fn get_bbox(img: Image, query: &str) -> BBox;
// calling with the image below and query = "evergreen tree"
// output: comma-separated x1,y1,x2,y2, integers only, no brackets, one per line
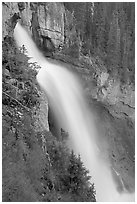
2,36,96,202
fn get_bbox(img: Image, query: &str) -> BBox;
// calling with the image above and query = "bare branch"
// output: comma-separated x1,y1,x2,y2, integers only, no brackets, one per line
2,91,30,112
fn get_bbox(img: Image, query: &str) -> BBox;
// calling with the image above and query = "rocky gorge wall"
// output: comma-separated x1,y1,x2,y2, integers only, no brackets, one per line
2,2,78,131
2,2,135,122
2,2,64,45
2,2,67,131
2,2,135,195
2,2,77,50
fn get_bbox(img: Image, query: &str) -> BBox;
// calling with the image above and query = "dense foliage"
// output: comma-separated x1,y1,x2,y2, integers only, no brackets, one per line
64,2,135,84
2,36,96,202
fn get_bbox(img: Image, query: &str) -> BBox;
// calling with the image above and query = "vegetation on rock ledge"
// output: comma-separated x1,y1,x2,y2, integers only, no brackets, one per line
2,36,96,202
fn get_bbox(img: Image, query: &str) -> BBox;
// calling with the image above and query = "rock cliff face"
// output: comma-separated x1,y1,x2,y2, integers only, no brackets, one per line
3,2,66,50
2,2,68,132
2,2,135,195
2,2,135,119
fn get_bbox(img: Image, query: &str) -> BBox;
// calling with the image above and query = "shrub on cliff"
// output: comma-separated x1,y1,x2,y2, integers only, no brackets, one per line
2,36,96,202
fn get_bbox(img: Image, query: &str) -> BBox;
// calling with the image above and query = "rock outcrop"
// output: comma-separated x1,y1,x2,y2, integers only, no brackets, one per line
2,2,68,133
2,2,76,50
2,2,135,195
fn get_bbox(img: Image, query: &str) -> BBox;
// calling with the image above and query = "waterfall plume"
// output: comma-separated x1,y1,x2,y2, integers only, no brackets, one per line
14,22,135,202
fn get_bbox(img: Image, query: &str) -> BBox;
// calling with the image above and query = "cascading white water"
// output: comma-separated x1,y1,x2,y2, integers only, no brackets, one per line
14,22,135,202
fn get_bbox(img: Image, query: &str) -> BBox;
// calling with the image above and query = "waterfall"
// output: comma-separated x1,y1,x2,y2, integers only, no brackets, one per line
14,22,134,202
